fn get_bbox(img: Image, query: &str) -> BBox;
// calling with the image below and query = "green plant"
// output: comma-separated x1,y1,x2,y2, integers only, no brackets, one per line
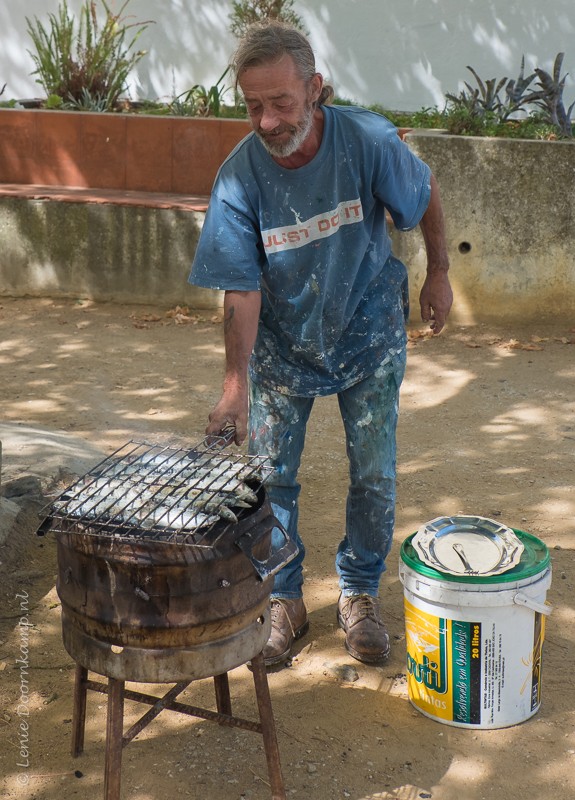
229,0,307,38
130,98,171,115
441,54,573,138
331,98,563,141
504,56,538,113
169,69,228,117
445,59,537,124
64,86,115,111
45,93,64,109
409,107,448,128
370,104,449,130
529,53,574,137
26,0,153,112
0,84,21,108
167,89,200,117
448,69,507,115
167,66,246,118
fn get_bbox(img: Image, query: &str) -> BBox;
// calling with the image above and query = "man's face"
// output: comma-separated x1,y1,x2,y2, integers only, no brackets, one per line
239,55,321,159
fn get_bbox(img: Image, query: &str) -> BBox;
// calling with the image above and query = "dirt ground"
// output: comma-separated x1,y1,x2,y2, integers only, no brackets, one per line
0,296,574,800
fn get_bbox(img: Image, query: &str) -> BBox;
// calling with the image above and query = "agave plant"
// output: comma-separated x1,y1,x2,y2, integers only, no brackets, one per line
529,53,574,137
64,86,117,112
505,56,535,110
467,68,509,114
504,56,537,115
446,68,507,118
446,62,537,122
445,55,574,137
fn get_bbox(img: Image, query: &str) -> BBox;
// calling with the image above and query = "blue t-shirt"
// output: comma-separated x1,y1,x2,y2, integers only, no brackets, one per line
189,105,431,396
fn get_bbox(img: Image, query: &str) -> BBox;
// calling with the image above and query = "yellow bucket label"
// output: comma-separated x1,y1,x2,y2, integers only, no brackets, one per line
404,597,545,726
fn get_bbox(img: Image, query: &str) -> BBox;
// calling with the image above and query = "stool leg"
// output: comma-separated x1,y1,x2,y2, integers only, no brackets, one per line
71,664,88,757
250,652,286,800
213,672,232,716
104,677,124,800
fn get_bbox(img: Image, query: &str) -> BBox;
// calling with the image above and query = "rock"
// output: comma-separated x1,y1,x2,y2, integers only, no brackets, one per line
0,496,20,546
323,662,359,683
1,476,43,500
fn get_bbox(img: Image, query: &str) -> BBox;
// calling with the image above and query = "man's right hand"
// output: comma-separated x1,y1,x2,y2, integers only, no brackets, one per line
205,386,249,446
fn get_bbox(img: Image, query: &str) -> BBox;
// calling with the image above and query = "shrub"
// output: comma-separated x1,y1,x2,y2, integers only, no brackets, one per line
168,67,239,118
443,54,573,138
229,0,306,38
26,0,153,112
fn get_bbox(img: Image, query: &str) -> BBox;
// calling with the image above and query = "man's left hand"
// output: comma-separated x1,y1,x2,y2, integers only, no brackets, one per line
419,271,453,334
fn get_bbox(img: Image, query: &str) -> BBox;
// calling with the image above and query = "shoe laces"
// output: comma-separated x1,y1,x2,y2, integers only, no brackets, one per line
347,594,381,623
270,598,296,637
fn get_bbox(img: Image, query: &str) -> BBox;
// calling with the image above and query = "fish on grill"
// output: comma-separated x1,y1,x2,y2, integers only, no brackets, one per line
104,466,260,506
43,439,274,538
52,470,261,529
111,452,263,488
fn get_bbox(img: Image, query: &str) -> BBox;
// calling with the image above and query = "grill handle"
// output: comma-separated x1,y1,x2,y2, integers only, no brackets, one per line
203,424,237,451
234,514,299,581
37,515,52,536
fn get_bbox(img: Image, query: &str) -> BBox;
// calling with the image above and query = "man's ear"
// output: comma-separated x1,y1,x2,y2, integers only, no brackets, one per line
309,72,323,103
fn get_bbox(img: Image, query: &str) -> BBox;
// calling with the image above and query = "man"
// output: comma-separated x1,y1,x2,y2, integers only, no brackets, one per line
189,21,452,667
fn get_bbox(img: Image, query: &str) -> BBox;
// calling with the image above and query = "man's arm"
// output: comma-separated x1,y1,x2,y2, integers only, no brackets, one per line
206,289,261,444
418,174,453,334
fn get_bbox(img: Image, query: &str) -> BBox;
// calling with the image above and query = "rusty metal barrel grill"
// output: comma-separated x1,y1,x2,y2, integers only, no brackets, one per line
41,437,295,800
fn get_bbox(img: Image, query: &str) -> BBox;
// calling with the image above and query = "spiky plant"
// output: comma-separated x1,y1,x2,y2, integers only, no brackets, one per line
26,0,153,111
529,53,574,137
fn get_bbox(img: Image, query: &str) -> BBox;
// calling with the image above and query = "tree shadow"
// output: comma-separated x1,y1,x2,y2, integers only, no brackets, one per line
0,307,574,799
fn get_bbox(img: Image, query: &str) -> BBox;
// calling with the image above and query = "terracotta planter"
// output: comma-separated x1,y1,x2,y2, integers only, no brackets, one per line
397,127,413,140
0,109,252,195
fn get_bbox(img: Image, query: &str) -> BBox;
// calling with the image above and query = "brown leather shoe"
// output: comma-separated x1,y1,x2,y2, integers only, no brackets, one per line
262,598,309,666
337,594,390,664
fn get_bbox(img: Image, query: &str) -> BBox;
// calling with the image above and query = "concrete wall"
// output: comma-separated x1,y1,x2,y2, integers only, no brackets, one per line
1,1,574,113
2,132,574,321
392,132,575,324
0,197,217,307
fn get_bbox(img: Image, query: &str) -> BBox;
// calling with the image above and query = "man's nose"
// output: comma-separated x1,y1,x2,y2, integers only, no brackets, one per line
259,106,281,132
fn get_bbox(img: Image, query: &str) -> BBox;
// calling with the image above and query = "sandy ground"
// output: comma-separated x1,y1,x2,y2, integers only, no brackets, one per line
0,296,574,800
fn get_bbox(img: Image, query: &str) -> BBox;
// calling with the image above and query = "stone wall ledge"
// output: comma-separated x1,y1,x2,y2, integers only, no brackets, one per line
2,129,575,322
0,183,210,212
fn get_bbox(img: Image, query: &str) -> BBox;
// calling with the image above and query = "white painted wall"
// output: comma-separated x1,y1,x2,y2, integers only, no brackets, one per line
1,0,574,112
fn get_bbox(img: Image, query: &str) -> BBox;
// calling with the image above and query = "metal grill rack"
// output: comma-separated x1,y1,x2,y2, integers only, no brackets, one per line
40,436,273,546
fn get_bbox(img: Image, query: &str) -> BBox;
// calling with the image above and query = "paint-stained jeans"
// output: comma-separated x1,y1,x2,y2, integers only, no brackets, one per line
248,357,405,599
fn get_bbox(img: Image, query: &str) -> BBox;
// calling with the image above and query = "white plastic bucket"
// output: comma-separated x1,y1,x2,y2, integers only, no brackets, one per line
399,529,552,729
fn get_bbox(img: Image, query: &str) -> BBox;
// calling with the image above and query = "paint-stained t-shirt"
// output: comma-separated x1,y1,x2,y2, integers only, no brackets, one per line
189,104,431,396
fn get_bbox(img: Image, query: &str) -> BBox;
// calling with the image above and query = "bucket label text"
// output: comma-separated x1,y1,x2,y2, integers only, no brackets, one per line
404,599,482,724
404,596,547,728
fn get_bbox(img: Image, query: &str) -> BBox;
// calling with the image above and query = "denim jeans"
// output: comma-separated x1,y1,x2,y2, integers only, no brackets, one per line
248,357,405,600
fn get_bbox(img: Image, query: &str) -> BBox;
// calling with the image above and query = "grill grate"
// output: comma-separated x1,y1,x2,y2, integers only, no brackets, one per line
41,436,272,546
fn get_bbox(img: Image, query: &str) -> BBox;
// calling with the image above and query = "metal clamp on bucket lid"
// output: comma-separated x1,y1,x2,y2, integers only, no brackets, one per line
412,515,524,577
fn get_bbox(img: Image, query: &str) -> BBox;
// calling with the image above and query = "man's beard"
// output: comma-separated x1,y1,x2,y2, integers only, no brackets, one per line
256,103,315,158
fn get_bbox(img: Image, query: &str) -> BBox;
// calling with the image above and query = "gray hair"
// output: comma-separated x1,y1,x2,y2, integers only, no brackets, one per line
231,20,334,106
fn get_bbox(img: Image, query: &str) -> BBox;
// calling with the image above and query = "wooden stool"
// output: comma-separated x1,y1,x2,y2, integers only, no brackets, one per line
70,652,286,800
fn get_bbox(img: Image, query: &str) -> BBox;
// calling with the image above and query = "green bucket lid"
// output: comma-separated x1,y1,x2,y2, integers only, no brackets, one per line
401,527,550,585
